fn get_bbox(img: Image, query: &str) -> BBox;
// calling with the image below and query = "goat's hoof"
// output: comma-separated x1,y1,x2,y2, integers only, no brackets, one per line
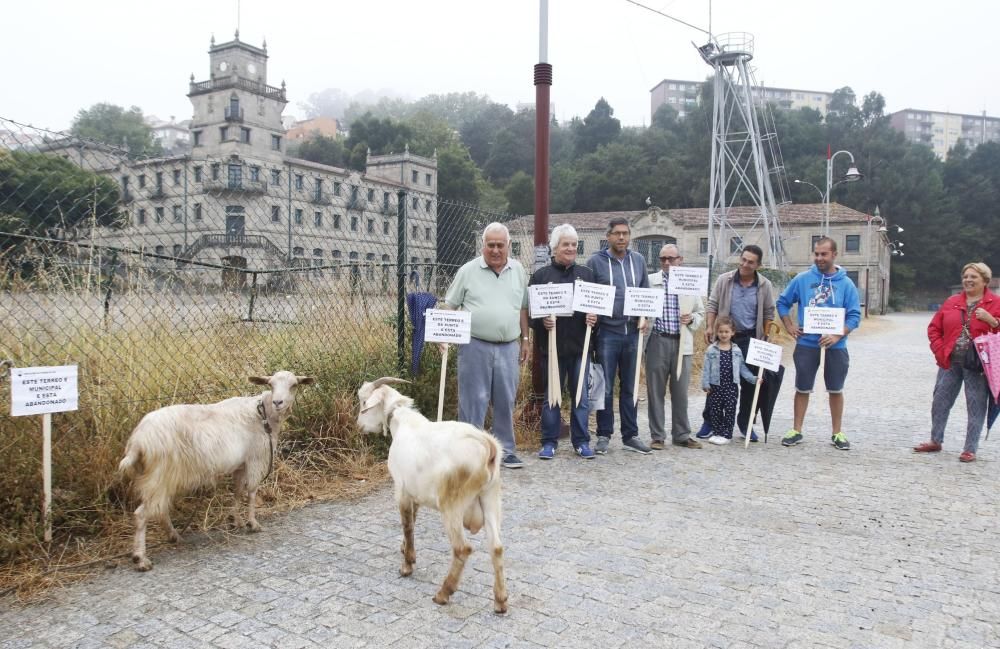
246,521,261,533
494,601,508,615
132,556,153,571
399,564,413,577
167,532,181,544
432,593,450,606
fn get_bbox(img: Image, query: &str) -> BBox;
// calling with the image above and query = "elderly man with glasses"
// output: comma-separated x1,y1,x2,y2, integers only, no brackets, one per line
646,243,705,450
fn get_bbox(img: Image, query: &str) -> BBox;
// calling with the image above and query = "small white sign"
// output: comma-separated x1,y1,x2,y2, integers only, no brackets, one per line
803,307,845,335
624,287,664,318
571,280,616,316
424,309,472,344
666,266,709,296
746,338,783,372
528,283,575,319
11,365,79,417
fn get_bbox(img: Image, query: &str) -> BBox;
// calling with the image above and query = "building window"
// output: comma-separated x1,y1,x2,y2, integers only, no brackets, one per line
425,199,432,212
811,235,822,251
334,182,342,196
293,246,304,257
314,179,323,200
383,221,389,235
577,241,585,254
367,218,374,233
155,172,163,190
271,206,281,223
271,134,281,151
172,205,182,222
193,131,202,147
137,209,146,225
700,237,709,254
332,250,342,278
154,207,164,223
412,225,419,239
512,241,521,255
271,169,281,185
425,173,432,186
846,270,860,287
211,164,220,180
411,170,419,183
383,191,390,208
138,174,146,188
172,169,181,185
845,234,860,253
194,166,203,182
250,166,260,182
240,127,251,144
412,197,419,210
194,203,202,221
350,216,358,231
173,244,182,257
367,188,375,202
228,164,241,187
294,208,303,225
730,236,743,254
425,226,431,240
333,214,341,229
155,245,165,256
365,253,376,280
314,211,323,227
295,174,304,190
220,126,229,141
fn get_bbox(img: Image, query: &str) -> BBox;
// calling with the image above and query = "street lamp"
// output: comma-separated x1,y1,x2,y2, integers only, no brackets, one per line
864,206,885,318
793,149,862,236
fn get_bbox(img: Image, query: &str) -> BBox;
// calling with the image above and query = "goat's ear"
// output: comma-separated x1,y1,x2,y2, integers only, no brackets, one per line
296,376,316,385
360,389,383,413
248,376,270,385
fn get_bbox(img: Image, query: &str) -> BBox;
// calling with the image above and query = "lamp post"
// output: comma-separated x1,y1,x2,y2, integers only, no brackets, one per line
864,207,885,318
794,149,863,236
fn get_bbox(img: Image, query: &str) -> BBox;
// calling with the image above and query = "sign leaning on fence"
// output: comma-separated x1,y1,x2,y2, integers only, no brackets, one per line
9,365,79,543
624,286,665,405
424,309,472,422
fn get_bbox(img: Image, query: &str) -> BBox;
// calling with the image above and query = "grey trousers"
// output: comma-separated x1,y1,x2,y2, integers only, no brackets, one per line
930,362,989,453
457,337,520,455
646,334,693,443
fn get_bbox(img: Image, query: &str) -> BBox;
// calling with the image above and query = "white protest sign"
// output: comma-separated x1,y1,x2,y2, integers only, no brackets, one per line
666,266,709,296
528,283,575,319
624,287,664,318
10,365,79,416
571,280,616,316
746,338,783,372
424,309,472,344
803,307,845,335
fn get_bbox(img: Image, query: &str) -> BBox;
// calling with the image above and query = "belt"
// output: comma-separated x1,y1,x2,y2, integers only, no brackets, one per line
735,329,756,337
473,337,518,345
654,331,680,339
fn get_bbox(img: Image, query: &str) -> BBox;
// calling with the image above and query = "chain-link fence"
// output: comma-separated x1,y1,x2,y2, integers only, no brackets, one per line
0,117,522,560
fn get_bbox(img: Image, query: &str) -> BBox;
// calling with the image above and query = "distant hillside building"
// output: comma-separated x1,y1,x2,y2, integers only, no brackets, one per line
44,33,438,288
286,116,340,141
507,203,894,315
650,78,833,120
888,109,1000,159
145,115,193,154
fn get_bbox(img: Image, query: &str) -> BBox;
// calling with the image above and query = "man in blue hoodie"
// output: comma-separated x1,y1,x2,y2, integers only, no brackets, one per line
585,217,652,455
776,236,862,450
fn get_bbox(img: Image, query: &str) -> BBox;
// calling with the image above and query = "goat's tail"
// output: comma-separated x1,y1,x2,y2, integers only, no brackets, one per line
483,436,501,482
117,443,141,477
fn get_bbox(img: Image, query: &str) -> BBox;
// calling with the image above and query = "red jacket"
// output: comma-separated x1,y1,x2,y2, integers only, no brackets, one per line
928,288,1000,369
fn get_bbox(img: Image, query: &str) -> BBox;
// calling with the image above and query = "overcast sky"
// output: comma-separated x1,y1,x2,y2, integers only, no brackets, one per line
4,0,998,132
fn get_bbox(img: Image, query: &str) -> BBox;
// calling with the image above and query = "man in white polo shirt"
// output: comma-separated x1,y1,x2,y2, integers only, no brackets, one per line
444,222,530,468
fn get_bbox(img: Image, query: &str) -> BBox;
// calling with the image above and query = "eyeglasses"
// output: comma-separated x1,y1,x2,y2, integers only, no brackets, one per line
659,256,681,262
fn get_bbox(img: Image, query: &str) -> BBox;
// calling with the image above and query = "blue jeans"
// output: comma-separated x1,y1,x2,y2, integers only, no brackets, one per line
540,352,591,449
457,338,520,455
596,330,639,440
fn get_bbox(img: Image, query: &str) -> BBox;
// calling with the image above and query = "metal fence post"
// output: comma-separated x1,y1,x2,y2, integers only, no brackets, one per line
397,190,407,376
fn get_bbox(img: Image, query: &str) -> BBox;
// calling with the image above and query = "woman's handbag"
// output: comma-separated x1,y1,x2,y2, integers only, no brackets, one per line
961,305,984,373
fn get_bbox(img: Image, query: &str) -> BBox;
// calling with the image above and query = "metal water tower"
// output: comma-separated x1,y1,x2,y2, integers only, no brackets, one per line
696,33,791,273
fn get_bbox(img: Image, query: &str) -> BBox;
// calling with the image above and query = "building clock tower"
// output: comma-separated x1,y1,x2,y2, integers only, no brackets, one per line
187,31,287,163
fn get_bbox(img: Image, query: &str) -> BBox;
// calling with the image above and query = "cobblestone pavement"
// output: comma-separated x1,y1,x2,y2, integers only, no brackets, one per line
2,313,998,648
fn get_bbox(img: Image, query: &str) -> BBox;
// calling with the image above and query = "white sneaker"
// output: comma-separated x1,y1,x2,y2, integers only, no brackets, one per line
708,435,731,445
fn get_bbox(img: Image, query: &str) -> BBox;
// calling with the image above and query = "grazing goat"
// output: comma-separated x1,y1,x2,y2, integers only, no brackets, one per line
356,377,508,614
118,371,314,571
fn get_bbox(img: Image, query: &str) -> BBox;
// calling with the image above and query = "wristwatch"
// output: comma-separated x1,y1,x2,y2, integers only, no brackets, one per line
521,336,530,341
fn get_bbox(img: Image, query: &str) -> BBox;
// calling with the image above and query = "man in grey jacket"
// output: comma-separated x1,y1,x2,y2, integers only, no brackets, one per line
698,244,776,441
585,217,651,455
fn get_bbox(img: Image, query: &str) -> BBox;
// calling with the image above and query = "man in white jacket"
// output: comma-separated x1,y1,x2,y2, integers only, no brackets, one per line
646,244,705,450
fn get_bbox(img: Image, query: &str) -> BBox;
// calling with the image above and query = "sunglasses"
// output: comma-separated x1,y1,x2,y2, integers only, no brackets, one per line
659,256,681,262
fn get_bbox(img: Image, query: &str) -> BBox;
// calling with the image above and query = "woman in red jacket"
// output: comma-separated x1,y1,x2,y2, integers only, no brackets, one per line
918,262,1000,462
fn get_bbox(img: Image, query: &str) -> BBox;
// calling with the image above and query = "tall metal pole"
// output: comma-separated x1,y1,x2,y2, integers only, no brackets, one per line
531,0,552,413
824,144,832,236
397,190,407,375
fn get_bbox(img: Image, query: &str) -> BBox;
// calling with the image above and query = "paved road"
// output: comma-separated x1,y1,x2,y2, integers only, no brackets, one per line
2,313,998,648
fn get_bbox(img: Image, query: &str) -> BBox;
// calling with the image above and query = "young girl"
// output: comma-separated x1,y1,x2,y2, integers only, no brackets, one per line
701,316,761,445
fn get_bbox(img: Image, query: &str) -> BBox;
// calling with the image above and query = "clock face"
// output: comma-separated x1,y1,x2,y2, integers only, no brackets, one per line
247,63,257,75
218,61,228,72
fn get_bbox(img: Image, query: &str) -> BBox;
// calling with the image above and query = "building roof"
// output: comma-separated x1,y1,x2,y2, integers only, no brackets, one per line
511,203,871,231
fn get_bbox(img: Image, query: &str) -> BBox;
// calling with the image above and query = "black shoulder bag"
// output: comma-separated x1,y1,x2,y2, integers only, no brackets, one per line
960,305,984,373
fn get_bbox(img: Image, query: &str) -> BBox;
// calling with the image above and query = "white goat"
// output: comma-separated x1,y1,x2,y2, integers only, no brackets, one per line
357,377,508,614
118,371,314,571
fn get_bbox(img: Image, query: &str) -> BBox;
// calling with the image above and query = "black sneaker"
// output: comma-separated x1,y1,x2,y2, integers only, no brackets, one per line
831,432,851,451
502,453,524,468
594,436,610,455
781,430,803,447
622,437,652,454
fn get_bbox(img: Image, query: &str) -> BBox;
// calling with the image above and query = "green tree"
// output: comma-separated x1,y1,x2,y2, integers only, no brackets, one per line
503,171,534,215
573,98,621,155
71,103,161,159
293,134,347,167
460,102,515,167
